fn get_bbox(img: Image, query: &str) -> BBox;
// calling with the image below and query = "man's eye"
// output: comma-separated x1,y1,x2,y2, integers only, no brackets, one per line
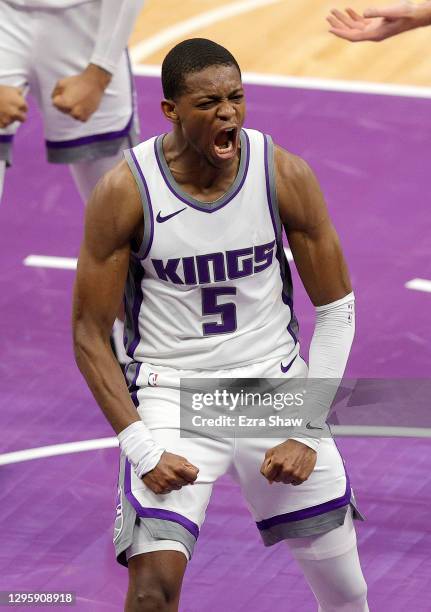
197,101,213,108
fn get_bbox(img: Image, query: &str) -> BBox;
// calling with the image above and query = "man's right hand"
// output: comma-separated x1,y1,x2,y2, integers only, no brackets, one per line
143,451,199,494
327,2,431,42
0,85,28,128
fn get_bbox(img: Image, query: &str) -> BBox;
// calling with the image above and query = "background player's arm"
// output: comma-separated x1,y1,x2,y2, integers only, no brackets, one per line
261,148,354,486
327,1,431,42
73,162,198,493
52,0,144,121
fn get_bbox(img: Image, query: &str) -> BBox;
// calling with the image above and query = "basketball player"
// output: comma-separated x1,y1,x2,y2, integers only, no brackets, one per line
327,1,431,42
73,39,369,611
0,0,143,361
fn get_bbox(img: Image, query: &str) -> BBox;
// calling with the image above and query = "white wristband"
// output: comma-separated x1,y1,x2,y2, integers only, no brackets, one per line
117,420,165,479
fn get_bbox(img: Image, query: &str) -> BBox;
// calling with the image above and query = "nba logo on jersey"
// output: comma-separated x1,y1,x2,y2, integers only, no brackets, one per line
148,373,159,387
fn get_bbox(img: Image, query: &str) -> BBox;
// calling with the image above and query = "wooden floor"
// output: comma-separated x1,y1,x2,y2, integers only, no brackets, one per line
130,0,431,87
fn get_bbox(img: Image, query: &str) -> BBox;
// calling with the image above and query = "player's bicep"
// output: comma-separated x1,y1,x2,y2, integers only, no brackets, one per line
276,148,352,306
74,238,130,334
287,220,352,306
73,161,141,335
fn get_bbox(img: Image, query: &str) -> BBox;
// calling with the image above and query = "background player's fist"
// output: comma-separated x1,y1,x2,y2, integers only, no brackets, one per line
0,85,28,128
143,451,199,495
260,439,317,486
51,63,111,122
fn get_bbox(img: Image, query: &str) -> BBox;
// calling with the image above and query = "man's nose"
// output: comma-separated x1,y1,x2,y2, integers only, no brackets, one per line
216,100,235,120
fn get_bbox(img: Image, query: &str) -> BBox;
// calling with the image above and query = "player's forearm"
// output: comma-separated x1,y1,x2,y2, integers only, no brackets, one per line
291,292,355,450
413,1,431,27
73,322,165,477
73,323,138,434
90,0,145,75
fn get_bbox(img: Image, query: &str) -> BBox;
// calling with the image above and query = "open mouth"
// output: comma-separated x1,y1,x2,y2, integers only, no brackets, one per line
213,127,237,158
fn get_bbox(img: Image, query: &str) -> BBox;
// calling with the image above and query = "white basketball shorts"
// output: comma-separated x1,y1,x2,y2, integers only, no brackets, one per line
114,354,364,566
0,0,139,165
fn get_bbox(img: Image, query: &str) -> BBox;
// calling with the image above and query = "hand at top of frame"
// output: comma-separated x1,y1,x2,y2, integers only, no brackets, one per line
51,63,112,122
0,85,28,128
327,1,431,42
260,439,317,486
143,451,200,495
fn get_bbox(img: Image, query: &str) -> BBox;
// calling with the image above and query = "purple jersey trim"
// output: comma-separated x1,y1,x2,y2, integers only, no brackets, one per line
45,113,134,149
0,135,14,143
263,133,280,241
126,264,145,360
154,130,250,213
124,460,200,539
256,474,351,531
129,148,154,259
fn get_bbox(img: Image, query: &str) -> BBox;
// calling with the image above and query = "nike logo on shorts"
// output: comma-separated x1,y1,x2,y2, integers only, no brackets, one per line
156,208,186,223
305,422,324,431
280,355,297,373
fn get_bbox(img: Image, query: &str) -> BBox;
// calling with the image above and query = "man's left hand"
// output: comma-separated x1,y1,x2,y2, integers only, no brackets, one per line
51,63,111,122
260,439,317,485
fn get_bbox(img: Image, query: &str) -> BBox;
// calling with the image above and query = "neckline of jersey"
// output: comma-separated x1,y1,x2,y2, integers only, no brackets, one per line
154,129,250,213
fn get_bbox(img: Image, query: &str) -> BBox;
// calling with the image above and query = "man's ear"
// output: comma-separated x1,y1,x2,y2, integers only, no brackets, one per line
161,99,179,124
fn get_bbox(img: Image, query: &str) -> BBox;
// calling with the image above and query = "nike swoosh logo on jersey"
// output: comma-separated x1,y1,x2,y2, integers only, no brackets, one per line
156,208,187,223
280,355,297,373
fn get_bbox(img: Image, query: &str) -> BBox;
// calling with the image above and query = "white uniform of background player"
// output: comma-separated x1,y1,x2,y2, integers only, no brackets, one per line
0,0,142,202
114,128,369,611
0,0,143,360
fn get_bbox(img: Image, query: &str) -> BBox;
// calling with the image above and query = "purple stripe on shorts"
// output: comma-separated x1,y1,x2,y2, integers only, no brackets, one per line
45,114,133,149
129,148,154,259
154,130,250,213
256,475,351,531
0,135,14,143
124,460,200,539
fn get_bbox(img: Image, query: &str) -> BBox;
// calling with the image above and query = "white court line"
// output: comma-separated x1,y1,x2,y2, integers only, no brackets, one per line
130,0,283,64
131,63,431,100
0,437,118,466
405,278,431,293
24,255,77,270
1,426,429,466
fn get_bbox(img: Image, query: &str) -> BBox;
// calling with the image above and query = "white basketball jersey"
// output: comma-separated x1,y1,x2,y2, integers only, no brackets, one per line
123,128,298,371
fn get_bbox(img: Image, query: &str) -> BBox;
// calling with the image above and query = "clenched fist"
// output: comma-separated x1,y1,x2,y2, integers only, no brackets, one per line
260,439,317,486
0,85,28,128
51,63,111,122
143,451,199,495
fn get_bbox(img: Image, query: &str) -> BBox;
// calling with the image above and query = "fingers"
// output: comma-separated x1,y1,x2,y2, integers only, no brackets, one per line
330,8,357,28
176,462,199,483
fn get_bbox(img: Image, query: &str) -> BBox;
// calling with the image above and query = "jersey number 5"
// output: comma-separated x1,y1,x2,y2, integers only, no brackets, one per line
201,287,237,336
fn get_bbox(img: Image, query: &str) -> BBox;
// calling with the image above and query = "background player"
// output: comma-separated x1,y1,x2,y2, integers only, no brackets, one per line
73,39,368,611
0,0,143,362
327,0,431,42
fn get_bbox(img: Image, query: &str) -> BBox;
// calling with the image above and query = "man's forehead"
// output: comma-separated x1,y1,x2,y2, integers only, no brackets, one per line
184,64,242,95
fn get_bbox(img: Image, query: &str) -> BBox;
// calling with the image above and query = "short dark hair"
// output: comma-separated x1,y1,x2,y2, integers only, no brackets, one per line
161,38,241,100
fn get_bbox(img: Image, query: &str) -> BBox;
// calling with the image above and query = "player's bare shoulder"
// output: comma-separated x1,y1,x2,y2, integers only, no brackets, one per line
84,158,143,256
273,144,328,231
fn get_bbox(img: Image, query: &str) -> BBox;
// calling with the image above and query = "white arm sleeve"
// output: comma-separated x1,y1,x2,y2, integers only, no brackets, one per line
291,292,355,451
90,0,145,75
